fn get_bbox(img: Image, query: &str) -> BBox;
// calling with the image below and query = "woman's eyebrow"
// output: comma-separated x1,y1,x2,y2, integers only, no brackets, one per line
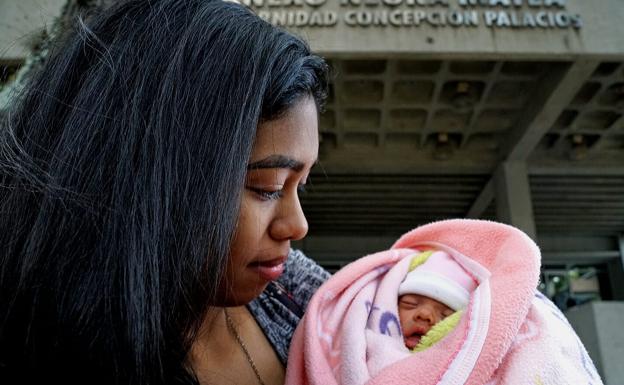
247,154,305,171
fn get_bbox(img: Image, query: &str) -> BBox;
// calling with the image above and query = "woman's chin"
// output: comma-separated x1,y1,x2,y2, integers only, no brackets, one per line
217,282,270,307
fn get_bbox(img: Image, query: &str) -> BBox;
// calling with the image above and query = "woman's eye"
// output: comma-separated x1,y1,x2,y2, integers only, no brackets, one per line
249,187,283,201
297,184,307,194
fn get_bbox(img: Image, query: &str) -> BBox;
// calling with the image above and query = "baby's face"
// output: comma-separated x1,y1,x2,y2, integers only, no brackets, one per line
398,294,454,349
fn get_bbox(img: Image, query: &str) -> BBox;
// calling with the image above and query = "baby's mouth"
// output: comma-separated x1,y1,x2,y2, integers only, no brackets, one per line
404,334,422,349
404,326,429,349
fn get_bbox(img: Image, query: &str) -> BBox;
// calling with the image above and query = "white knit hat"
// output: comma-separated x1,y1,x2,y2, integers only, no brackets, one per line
398,250,477,311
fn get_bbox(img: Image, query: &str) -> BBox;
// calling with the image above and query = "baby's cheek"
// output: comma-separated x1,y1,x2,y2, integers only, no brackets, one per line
397,309,408,329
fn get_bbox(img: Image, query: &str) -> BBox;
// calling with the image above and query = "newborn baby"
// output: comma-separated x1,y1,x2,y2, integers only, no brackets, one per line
397,250,477,351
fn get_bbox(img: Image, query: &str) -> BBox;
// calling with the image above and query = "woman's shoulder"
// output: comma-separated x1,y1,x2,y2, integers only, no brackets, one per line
279,248,330,303
247,249,330,364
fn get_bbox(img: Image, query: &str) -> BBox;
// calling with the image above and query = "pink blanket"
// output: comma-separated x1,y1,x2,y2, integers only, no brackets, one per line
286,219,603,385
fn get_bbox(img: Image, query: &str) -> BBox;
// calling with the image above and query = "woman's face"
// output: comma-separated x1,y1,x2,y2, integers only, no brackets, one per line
220,97,319,305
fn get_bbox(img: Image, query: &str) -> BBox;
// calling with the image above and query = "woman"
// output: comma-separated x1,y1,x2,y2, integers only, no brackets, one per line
0,1,329,384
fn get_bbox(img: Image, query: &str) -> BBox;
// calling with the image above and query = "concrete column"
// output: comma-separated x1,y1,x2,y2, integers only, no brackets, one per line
494,161,537,240
619,235,624,269
609,235,624,300
565,301,624,385
607,259,624,300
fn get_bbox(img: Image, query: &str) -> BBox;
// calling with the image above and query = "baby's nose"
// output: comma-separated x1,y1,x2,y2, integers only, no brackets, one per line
414,306,438,324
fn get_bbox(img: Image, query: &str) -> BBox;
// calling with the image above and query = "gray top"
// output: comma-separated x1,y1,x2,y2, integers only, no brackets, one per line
247,249,330,365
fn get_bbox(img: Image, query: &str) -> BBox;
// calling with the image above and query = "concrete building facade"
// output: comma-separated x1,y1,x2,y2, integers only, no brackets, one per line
249,2,624,381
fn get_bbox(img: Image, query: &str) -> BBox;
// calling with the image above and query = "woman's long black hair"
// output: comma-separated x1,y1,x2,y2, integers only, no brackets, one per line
0,1,328,384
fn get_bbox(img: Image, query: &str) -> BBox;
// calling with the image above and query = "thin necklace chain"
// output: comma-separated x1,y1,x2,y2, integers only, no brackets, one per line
223,308,268,385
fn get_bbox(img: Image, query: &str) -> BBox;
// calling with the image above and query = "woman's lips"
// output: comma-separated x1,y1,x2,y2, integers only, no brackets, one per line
248,256,287,281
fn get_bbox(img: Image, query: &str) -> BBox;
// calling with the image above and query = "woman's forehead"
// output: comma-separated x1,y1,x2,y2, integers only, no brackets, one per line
251,98,319,164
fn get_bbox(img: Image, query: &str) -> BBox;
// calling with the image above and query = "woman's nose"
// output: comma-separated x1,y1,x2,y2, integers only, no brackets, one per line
270,191,309,241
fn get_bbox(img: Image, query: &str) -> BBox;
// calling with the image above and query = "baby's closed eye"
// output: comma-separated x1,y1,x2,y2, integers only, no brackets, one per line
399,298,419,308
441,309,454,318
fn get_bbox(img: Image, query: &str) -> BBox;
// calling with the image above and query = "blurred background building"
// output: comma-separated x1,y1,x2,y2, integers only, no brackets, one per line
1,0,623,382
